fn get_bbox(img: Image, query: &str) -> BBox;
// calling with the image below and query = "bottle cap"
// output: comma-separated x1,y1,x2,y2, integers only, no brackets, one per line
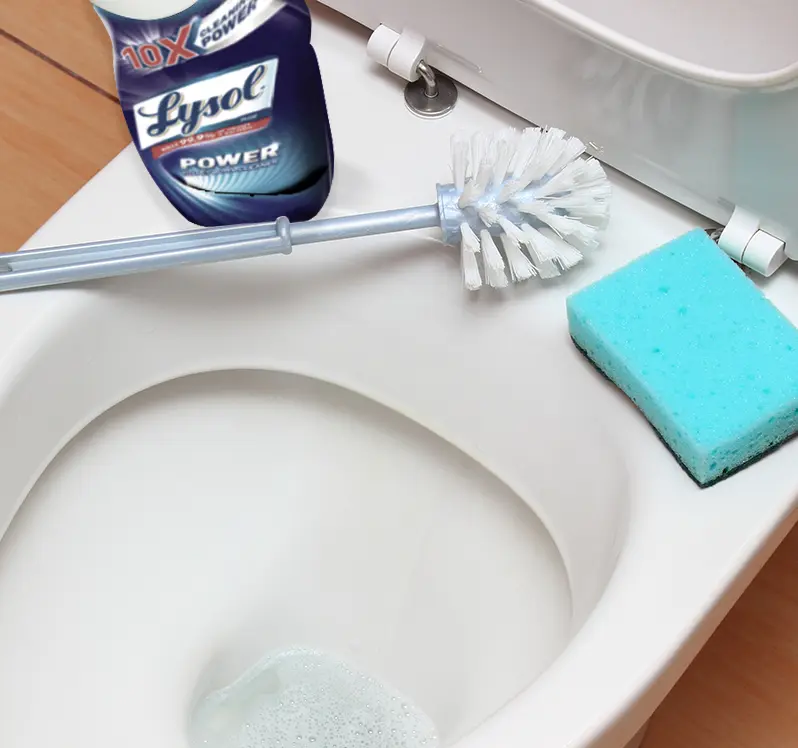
92,0,196,21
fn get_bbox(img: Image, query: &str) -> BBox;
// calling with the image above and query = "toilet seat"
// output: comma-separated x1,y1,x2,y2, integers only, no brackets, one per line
1,6,797,748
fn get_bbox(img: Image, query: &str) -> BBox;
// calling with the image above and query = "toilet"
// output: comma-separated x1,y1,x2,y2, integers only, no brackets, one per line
0,6,797,748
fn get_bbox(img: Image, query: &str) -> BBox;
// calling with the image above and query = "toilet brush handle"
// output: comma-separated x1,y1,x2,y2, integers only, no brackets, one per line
0,205,441,293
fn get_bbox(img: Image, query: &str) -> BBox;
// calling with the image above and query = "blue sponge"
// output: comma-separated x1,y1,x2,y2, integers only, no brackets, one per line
567,229,798,487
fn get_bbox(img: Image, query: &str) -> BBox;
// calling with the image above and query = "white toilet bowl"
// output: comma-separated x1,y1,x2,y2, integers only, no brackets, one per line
0,6,797,748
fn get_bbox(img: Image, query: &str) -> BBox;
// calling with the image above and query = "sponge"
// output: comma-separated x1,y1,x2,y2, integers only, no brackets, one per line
567,229,798,487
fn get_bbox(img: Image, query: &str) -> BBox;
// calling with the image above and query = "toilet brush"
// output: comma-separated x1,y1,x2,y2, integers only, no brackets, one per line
0,126,611,293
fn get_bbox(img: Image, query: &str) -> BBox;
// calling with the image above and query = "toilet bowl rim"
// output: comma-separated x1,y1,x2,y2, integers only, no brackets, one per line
2,268,796,748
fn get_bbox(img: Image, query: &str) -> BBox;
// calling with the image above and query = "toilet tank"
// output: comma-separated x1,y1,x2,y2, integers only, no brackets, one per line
318,0,798,263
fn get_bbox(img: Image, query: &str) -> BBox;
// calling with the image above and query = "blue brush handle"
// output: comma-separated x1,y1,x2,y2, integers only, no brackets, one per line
0,179,552,293
0,205,440,293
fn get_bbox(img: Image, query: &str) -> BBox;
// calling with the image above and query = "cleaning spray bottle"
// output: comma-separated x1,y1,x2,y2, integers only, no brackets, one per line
93,0,334,227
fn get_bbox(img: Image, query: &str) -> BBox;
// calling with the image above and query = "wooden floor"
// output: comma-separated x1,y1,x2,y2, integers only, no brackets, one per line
1,2,797,745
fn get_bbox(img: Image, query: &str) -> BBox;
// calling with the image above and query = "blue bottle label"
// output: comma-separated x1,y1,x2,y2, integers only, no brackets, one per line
96,0,334,227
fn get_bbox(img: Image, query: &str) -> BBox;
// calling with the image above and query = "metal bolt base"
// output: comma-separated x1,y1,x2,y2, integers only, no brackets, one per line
404,72,458,119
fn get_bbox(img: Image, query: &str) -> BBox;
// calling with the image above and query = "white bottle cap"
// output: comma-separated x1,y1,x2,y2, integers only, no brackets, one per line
92,0,197,20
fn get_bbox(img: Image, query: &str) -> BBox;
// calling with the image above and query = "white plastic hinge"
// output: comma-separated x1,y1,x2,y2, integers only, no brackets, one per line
717,207,787,277
366,24,427,82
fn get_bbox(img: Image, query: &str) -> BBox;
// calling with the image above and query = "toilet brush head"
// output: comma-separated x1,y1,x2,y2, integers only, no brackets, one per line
437,127,612,291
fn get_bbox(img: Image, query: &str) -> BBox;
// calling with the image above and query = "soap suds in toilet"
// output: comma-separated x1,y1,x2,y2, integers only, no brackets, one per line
189,648,440,748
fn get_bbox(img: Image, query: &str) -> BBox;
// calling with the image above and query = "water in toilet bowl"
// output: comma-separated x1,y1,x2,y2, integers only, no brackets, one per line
189,648,439,748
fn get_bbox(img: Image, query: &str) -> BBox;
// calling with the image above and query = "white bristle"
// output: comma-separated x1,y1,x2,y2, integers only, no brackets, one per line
520,222,558,264
478,202,502,227
490,129,518,189
532,161,577,197
471,132,486,174
496,216,527,246
473,146,498,200
498,128,543,201
513,199,601,250
541,191,611,227
451,132,470,194
523,222,582,270
461,222,482,254
547,181,612,206
546,231,584,270
462,245,483,291
521,229,561,279
459,134,496,207
457,134,481,207
499,233,537,282
479,230,509,289
510,127,542,178
535,260,562,279
537,156,605,197
447,126,610,291
547,136,587,177
460,223,483,291
582,157,606,180
519,128,568,186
